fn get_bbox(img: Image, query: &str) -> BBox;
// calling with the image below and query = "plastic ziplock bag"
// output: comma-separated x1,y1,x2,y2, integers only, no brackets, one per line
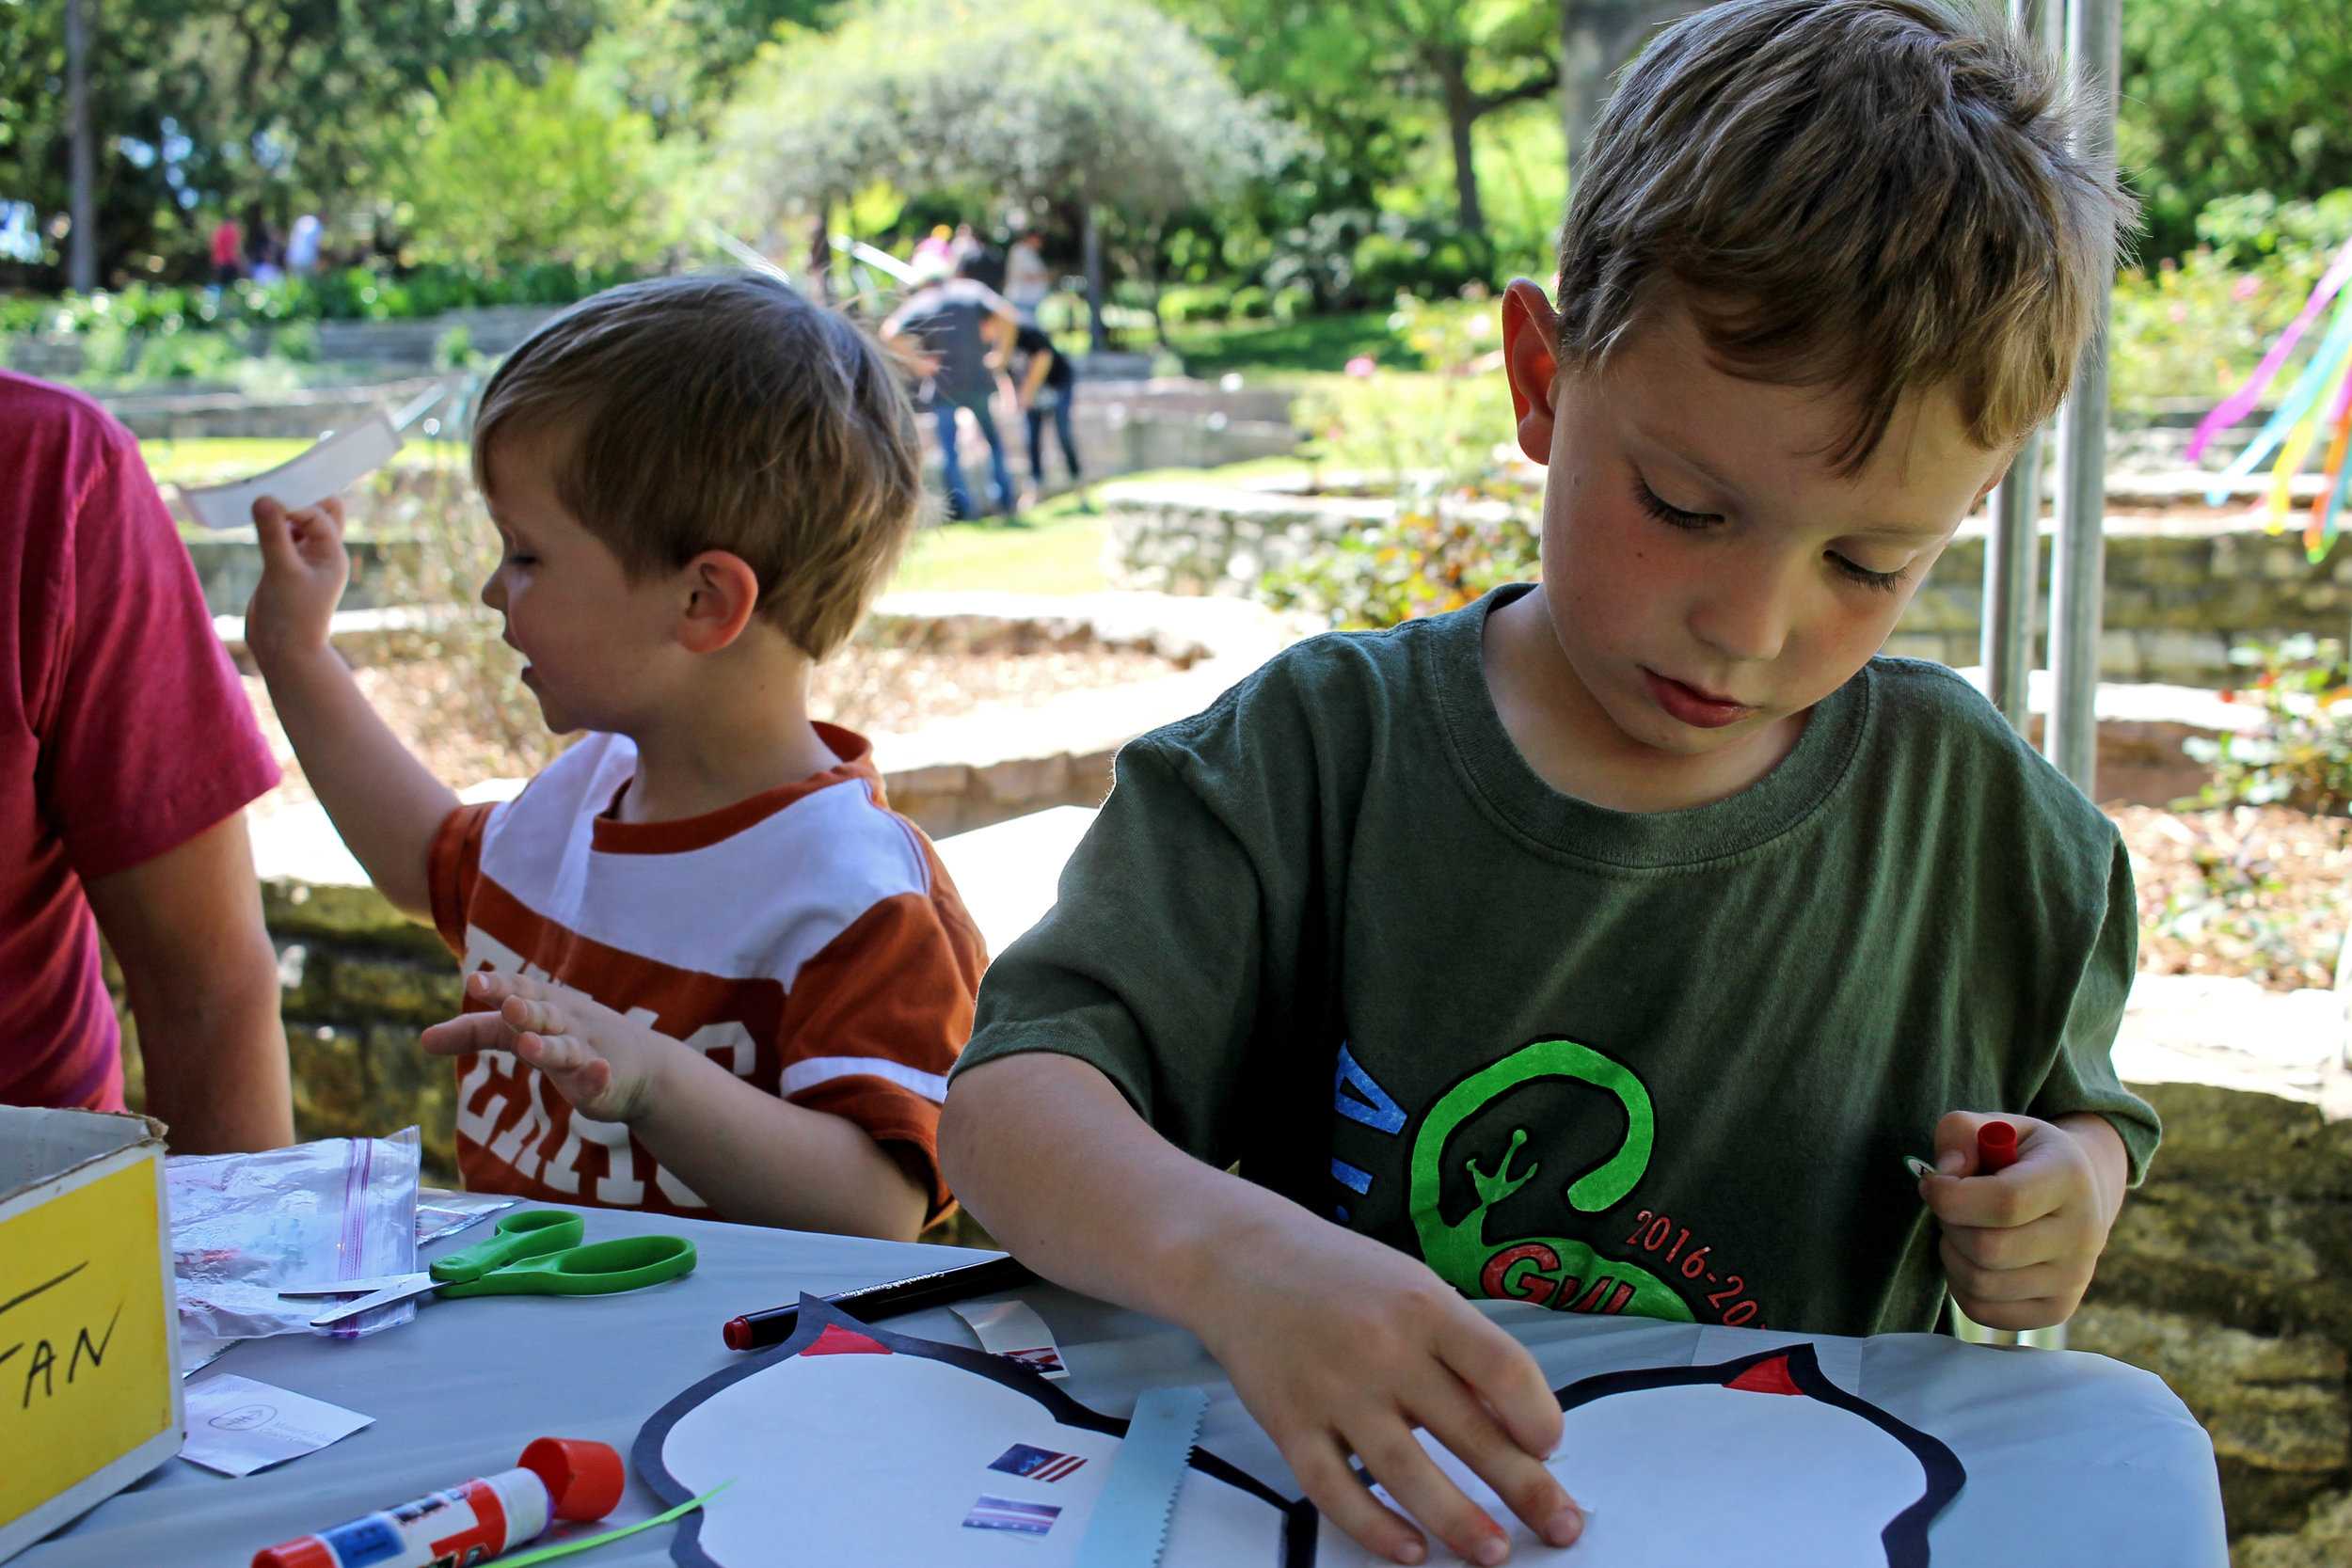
417,1188,518,1248
167,1126,421,1342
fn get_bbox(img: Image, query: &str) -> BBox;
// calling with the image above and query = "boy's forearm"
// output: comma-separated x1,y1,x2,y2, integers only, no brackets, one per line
630,1045,929,1240
939,1052,1307,1332
255,643,457,920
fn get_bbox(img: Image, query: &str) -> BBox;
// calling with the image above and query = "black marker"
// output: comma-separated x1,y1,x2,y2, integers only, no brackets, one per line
721,1252,1039,1351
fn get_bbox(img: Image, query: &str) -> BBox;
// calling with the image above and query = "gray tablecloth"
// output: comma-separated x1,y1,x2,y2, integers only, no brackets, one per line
22,1204,2227,1567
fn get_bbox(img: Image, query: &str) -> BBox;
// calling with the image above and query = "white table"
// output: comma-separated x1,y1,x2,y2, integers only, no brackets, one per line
21,1204,2226,1567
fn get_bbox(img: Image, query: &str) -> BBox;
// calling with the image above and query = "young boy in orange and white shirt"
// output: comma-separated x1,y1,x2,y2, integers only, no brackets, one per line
246,273,984,1239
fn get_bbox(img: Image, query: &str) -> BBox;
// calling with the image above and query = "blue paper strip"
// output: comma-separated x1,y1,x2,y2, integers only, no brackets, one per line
1072,1385,1210,1568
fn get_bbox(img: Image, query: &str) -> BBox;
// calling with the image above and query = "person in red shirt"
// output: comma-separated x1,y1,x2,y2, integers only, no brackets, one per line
0,371,291,1150
210,215,245,286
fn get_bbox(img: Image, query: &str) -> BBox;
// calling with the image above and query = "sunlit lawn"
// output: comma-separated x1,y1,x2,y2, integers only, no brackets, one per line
891,494,1109,594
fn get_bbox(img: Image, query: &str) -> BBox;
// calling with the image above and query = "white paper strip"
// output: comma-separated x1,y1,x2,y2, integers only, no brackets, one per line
953,1298,1070,1381
178,413,402,531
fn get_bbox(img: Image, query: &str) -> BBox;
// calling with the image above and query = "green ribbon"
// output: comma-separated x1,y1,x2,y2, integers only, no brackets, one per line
495,1480,735,1568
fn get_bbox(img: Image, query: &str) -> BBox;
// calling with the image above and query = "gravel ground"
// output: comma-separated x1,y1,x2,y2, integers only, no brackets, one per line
2112,803,2352,991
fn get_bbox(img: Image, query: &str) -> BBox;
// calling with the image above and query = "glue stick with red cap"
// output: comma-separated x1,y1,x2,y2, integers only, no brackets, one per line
250,1436,624,1568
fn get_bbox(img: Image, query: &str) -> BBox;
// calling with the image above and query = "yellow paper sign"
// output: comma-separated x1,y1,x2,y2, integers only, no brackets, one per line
0,1160,172,1528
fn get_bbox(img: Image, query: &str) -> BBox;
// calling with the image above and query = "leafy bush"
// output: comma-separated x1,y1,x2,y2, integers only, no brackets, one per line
2185,637,2352,816
1261,490,1538,630
5,261,639,340
2108,191,2348,410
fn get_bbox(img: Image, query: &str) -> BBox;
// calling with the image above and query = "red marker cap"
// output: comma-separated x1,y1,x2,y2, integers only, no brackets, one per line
1976,1119,2019,1174
723,1316,753,1352
518,1437,626,1521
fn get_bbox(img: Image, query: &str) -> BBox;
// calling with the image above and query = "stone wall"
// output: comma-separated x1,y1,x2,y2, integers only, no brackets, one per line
2074,983,2352,1566
1104,477,2352,688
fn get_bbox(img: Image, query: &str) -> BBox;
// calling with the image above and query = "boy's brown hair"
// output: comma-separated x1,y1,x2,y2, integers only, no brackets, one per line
1556,0,2137,472
472,271,922,661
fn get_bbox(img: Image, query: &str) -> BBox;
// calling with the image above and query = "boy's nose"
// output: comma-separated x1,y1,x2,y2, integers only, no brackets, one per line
479,571,504,612
1688,568,1794,665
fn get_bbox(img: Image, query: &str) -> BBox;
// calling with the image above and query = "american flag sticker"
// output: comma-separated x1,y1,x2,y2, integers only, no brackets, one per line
989,1443,1087,1482
964,1495,1063,1535
1002,1345,1068,1377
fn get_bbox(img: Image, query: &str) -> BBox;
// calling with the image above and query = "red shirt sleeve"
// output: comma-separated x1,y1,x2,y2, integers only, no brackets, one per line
428,802,497,956
43,423,278,879
774,877,986,1222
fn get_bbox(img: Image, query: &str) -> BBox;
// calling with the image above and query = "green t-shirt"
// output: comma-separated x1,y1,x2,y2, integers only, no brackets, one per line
958,585,2160,1336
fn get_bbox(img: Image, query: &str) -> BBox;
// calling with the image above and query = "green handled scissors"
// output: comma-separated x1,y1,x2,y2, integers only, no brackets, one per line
281,1210,696,1328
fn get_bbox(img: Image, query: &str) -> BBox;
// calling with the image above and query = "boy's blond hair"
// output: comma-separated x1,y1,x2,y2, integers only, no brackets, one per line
472,272,921,661
1556,0,2137,472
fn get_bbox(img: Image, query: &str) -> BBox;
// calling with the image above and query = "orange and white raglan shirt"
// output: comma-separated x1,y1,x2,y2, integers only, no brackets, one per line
427,722,985,1222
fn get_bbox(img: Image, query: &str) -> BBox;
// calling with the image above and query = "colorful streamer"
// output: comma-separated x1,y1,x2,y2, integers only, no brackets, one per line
2186,235,2352,463
2194,247,2352,560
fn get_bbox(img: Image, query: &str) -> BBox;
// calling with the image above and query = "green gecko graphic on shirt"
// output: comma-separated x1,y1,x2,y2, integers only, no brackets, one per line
1408,1037,1692,1322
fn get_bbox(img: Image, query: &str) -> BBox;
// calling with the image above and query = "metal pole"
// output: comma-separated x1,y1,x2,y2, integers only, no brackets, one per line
65,0,98,293
1979,0,2061,731
2043,0,2122,796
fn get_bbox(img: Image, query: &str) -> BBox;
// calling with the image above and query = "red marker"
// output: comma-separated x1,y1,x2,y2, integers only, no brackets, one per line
1976,1119,2019,1174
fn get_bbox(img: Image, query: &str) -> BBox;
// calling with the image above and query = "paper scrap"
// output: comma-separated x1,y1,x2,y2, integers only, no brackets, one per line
178,413,402,531
1903,1156,1938,1181
180,1372,373,1476
953,1298,1069,1380
990,1443,1087,1483
964,1496,1062,1536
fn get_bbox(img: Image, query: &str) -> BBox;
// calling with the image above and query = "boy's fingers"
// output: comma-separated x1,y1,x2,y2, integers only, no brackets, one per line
1939,1241,2074,1306
512,1028,593,1076
1956,1293,2068,1333
1931,1109,2003,1176
1352,1418,1508,1568
1440,1317,1563,1461
419,1012,514,1057
1939,1210,2073,1272
1921,1163,2057,1229
1290,1433,1427,1566
500,992,570,1040
1415,1376,1581,1551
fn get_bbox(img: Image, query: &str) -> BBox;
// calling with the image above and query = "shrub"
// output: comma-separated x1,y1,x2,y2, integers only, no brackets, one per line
1261,491,1539,631
2185,637,2352,816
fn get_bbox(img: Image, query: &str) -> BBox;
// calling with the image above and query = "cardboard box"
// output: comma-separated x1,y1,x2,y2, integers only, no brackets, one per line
0,1108,182,1562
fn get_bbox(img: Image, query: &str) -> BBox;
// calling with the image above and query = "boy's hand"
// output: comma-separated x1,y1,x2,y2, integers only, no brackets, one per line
421,972,675,1124
1920,1111,2125,1331
1189,1218,1581,1565
245,495,350,668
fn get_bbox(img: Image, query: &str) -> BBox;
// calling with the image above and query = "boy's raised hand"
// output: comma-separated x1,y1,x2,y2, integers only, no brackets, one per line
245,494,350,668
1919,1110,2126,1331
1190,1217,1582,1565
421,971,669,1124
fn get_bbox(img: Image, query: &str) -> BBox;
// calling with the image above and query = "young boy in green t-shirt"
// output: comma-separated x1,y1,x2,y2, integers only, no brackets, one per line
942,1,2160,1562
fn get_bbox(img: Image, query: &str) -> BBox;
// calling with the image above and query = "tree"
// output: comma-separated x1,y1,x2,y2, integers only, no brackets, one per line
2117,0,2352,263
0,0,607,289
383,62,675,272
711,0,1290,345
1170,0,1560,240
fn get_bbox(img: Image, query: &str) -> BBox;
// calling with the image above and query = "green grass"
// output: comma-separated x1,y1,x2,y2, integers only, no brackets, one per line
142,435,468,489
890,494,1110,594
1162,311,1432,379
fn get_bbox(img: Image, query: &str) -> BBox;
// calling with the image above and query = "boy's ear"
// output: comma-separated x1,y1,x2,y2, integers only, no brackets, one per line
675,550,763,655
1501,279,1563,467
